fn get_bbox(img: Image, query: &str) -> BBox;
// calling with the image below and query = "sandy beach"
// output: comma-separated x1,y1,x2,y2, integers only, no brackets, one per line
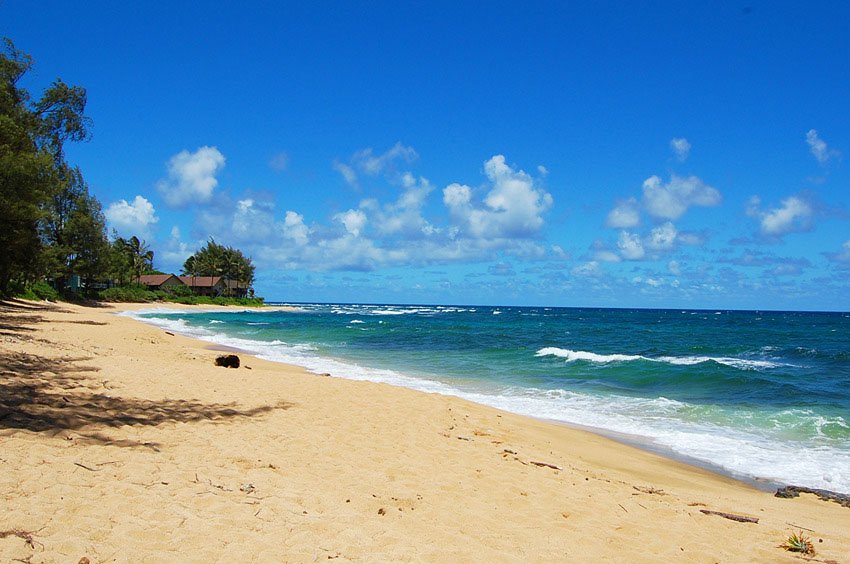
1,300,848,562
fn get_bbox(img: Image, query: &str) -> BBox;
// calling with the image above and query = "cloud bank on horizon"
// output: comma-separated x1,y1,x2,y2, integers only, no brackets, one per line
104,129,849,310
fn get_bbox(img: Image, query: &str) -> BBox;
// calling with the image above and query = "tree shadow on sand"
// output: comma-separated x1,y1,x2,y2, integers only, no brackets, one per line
0,301,292,444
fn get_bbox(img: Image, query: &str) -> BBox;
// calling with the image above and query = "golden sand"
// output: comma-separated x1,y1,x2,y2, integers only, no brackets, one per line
1,300,848,562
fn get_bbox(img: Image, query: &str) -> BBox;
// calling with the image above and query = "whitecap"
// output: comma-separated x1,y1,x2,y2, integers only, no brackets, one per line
536,348,644,363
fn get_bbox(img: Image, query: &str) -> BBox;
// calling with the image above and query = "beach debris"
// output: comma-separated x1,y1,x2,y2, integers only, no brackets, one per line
164,331,175,336
240,483,256,493
699,509,758,524
73,462,100,472
378,508,386,515
0,528,43,550
456,436,473,441
214,354,240,368
775,485,850,508
503,449,517,455
779,530,815,555
530,460,562,471
785,522,816,533
78,558,91,564
633,485,666,495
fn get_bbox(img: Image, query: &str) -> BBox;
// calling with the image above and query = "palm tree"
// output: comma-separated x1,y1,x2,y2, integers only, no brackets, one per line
122,236,154,281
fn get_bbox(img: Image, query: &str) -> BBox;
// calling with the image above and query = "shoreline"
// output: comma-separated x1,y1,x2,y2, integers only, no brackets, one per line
122,302,798,494
2,299,849,560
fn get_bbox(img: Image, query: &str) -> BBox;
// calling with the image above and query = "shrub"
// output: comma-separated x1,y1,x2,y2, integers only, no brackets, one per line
99,284,158,302
17,281,61,301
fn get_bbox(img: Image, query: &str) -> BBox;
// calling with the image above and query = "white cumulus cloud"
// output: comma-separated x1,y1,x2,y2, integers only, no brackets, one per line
642,174,721,220
749,195,813,236
232,198,275,242
617,231,645,260
647,222,678,250
104,195,158,237
605,197,640,228
443,155,553,239
282,211,310,246
335,209,367,237
157,146,225,207
670,137,691,161
806,129,839,164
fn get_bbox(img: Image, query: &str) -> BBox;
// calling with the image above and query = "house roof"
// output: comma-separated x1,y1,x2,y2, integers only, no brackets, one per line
136,274,182,286
178,276,224,288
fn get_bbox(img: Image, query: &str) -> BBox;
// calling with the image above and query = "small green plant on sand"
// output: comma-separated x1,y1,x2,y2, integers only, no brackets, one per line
780,530,815,555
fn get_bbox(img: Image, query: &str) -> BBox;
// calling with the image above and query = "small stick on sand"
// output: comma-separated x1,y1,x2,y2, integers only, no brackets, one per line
699,509,758,523
73,462,100,472
530,461,562,470
786,522,816,532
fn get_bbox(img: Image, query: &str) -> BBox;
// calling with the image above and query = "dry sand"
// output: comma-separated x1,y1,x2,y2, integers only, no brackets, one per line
1,299,848,562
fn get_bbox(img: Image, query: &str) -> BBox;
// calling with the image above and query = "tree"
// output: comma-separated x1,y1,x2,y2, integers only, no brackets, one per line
64,190,110,292
40,165,85,291
118,235,154,281
0,38,91,295
182,239,255,296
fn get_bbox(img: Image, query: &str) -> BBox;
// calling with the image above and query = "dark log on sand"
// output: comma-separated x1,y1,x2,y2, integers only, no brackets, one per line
775,485,850,508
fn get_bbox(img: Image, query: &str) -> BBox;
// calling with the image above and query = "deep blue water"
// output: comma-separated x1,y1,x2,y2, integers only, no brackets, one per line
132,303,850,493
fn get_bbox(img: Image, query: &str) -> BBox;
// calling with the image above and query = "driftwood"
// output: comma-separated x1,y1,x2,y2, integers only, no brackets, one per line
699,509,758,523
775,485,850,508
530,461,562,470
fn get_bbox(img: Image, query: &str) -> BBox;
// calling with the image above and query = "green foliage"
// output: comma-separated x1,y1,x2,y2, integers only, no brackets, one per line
63,189,110,293
0,38,95,296
182,239,255,296
780,531,815,555
16,281,60,301
98,284,264,306
98,284,158,303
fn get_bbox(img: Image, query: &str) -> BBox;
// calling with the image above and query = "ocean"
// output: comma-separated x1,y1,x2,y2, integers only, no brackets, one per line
129,304,850,494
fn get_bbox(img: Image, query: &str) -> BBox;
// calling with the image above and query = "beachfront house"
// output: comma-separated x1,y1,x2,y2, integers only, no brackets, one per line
178,276,228,297
135,274,185,291
224,278,250,298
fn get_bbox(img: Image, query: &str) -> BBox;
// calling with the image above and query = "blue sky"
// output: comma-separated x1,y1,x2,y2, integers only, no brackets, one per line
4,1,849,309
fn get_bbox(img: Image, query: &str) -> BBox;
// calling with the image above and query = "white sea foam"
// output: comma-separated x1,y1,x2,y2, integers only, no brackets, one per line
349,320,365,324
536,348,643,363
209,320,224,324
536,348,788,369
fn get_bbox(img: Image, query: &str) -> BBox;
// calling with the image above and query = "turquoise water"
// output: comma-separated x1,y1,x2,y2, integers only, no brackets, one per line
132,304,850,493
